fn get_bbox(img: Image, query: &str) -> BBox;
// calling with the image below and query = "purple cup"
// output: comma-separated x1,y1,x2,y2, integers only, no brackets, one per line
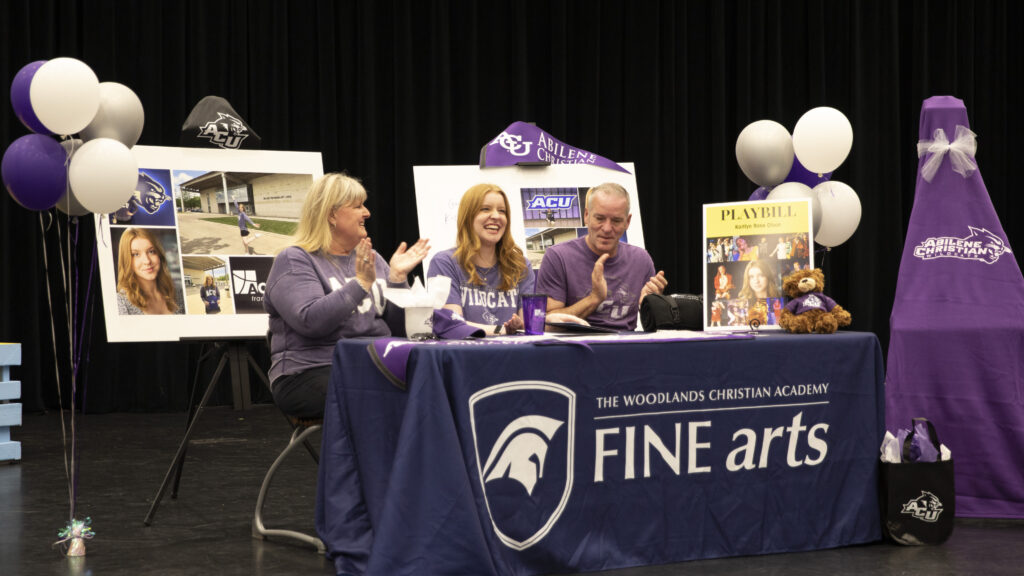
522,294,547,335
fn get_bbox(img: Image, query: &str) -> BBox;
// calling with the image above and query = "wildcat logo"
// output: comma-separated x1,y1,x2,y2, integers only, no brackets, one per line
596,285,635,320
527,195,576,210
901,491,945,522
803,294,823,309
132,172,169,214
232,269,265,295
197,112,250,149
492,131,532,157
913,226,1012,265
470,381,575,550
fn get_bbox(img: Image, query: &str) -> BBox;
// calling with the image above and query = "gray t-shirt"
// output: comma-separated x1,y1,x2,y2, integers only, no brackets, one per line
427,248,535,325
264,246,406,384
116,289,185,315
535,236,655,330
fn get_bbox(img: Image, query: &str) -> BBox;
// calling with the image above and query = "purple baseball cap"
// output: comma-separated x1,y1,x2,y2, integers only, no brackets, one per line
432,308,485,340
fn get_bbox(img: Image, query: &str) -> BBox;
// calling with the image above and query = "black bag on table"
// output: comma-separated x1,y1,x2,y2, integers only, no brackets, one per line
640,293,703,332
879,417,955,545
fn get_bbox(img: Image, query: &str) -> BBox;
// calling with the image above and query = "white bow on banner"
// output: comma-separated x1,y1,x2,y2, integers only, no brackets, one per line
917,125,978,183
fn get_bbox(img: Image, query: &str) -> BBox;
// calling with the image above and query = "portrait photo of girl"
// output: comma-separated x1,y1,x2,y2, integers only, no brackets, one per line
113,227,185,315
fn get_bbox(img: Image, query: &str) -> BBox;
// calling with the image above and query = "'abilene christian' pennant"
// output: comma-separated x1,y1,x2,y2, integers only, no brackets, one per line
480,121,630,173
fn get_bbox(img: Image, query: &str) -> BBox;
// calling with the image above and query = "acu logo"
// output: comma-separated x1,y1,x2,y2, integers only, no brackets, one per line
527,195,576,210
469,381,575,551
901,491,944,522
232,269,265,295
197,112,250,149
491,131,532,157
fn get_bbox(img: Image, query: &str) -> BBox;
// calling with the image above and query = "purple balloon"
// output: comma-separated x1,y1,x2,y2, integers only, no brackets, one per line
9,60,53,135
2,134,68,211
749,186,771,201
786,156,832,187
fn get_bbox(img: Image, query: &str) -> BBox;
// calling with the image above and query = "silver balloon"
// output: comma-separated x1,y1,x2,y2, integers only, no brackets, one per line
55,187,91,217
59,138,83,156
766,181,822,235
813,180,861,247
735,120,795,187
55,139,90,216
79,82,144,147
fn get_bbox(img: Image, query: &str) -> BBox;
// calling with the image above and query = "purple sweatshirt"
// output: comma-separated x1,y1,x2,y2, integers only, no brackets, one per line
238,211,255,231
264,246,407,384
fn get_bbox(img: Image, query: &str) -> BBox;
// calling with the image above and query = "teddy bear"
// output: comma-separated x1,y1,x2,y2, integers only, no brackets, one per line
777,268,851,334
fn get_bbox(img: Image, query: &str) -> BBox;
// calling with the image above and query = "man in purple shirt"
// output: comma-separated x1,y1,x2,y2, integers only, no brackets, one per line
535,183,667,330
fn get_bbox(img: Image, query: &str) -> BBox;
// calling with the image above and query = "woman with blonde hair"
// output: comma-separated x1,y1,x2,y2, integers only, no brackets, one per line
264,172,429,418
116,227,183,315
427,183,534,335
199,274,221,314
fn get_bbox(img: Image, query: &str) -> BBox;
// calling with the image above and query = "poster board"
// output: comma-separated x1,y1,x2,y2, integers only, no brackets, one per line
412,163,643,274
702,199,814,331
96,146,323,342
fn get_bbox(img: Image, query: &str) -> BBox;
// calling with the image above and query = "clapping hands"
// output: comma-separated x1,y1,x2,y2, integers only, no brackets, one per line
388,238,431,283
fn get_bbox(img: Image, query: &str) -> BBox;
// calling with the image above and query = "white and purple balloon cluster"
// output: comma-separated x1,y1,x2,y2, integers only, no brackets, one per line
3,57,144,216
735,108,861,249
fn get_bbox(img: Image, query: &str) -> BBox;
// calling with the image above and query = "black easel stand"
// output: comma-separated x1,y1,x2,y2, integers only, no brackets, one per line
144,339,265,526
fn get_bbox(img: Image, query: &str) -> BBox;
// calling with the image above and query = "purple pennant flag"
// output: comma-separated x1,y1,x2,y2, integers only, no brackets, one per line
480,121,630,173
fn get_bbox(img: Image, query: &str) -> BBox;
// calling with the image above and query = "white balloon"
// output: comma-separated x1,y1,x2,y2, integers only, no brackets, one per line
68,138,139,214
766,181,821,235
792,107,853,174
813,180,862,247
735,120,795,187
79,82,145,147
29,57,101,136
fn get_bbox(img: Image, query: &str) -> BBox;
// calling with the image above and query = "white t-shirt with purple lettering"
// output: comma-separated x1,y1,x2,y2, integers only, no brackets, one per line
536,236,655,330
427,248,535,326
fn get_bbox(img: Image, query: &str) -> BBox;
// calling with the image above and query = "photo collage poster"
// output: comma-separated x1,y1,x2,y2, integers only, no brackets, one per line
412,163,644,277
97,146,324,342
702,199,814,331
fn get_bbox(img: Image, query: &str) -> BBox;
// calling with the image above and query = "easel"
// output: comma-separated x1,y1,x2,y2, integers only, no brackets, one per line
143,338,265,526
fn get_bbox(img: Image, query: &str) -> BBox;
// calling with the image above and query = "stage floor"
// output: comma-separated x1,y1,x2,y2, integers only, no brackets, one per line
3,405,1022,576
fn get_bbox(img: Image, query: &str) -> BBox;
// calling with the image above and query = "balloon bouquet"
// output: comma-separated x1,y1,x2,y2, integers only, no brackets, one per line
735,107,862,251
4,57,143,214
2,57,146,557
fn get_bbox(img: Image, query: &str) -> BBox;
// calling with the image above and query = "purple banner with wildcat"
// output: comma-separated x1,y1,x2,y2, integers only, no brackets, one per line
887,96,1024,518
480,121,630,173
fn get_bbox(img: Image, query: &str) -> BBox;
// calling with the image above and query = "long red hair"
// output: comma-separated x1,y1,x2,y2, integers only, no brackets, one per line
117,228,179,313
453,184,526,291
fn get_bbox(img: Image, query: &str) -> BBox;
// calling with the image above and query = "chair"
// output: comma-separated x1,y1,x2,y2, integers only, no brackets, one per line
252,415,325,552
252,333,326,553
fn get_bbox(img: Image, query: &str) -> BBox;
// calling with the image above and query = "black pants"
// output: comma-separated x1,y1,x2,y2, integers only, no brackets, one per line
271,365,330,419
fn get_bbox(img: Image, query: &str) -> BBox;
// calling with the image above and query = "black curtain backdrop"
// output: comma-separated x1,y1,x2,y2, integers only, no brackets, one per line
2,1,1022,413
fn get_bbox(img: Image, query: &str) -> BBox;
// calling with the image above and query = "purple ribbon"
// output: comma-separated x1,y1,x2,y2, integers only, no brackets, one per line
480,121,630,173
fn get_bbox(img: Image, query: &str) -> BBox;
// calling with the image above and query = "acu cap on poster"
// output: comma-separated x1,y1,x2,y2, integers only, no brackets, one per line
180,96,261,150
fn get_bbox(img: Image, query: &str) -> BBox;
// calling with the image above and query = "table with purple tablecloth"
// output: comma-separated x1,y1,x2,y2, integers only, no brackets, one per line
316,332,884,576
